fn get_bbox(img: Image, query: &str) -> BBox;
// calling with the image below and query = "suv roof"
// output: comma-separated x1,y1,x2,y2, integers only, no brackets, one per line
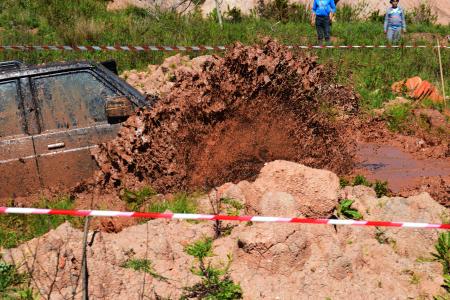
0,60,112,80
0,60,24,73
0,60,149,106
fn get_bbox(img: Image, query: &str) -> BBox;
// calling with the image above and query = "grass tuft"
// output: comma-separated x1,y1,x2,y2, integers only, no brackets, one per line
121,186,157,211
0,260,37,299
121,258,167,281
185,238,213,260
384,104,413,133
352,175,372,187
148,192,198,214
0,196,79,249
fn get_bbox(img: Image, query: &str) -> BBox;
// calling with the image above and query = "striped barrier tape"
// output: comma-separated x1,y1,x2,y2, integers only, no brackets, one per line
1,207,449,230
0,44,448,52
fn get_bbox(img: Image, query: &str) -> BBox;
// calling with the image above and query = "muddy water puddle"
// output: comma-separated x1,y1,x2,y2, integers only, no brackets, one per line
356,143,450,193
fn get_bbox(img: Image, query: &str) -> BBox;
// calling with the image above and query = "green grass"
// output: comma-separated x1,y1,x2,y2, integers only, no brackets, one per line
121,186,157,211
432,232,450,298
433,232,450,275
374,181,389,198
384,104,413,132
185,238,213,260
148,192,198,214
0,196,79,249
0,260,37,299
121,258,167,281
120,186,198,214
351,175,390,198
0,0,448,111
220,198,244,216
352,175,372,187
339,178,350,188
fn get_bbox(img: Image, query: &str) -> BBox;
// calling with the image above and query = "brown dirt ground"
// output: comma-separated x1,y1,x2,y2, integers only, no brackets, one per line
3,162,448,299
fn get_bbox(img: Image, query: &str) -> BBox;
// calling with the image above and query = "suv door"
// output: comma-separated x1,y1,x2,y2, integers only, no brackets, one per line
30,70,125,191
0,79,41,198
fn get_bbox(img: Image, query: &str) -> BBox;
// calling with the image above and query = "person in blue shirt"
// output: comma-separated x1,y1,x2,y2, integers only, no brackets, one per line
384,0,406,43
311,0,336,45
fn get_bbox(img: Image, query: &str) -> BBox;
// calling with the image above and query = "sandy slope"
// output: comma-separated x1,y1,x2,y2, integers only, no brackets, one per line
108,0,449,25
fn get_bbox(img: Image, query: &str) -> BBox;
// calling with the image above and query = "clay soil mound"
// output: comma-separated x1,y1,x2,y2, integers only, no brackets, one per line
3,161,447,299
93,39,359,193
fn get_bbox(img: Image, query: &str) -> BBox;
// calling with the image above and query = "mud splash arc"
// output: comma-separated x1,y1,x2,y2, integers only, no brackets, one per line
91,39,360,193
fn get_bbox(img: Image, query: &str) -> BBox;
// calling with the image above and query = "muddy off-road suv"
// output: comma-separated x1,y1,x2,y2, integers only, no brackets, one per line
0,60,148,198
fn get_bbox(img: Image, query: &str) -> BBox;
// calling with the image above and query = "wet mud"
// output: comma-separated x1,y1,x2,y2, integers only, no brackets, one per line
355,143,450,204
91,39,359,193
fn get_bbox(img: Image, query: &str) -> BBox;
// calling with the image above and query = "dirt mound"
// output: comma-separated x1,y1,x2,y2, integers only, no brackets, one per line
92,39,359,193
121,54,219,98
3,161,447,299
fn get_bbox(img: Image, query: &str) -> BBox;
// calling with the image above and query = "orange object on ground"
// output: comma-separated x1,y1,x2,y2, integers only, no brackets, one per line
392,76,445,103
428,89,445,103
405,76,422,92
412,80,433,100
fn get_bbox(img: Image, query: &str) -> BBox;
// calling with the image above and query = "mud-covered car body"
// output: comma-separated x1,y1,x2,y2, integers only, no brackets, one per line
0,60,147,198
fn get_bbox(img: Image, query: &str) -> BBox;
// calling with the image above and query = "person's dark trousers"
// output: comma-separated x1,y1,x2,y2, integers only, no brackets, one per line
315,15,331,45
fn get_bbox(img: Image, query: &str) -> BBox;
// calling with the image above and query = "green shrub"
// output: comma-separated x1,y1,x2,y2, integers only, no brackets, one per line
339,178,350,188
421,98,445,113
183,239,242,299
432,232,450,275
407,3,438,25
350,176,389,198
225,6,243,23
258,0,289,22
185,238,213,260
442,274,450,293
336,199,363,220
352,175,372,187
0,260,36,299
432,232,450,299
374,180,389,198
258,0,310,23
0,261,21,293
287,3,311,23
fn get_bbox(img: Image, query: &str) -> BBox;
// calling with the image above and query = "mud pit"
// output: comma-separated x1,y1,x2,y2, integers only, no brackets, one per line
92,39,359,193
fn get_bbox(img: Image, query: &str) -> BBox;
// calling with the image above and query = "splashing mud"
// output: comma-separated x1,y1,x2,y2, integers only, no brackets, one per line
92,39,359,193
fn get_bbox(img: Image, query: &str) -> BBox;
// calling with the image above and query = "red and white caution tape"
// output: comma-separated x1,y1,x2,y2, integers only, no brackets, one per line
0,45,227,52
0,44,447,52
1,207,449,230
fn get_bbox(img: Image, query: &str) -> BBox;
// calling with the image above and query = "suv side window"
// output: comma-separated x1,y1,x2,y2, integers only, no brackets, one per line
0,80,24,137
32,71,119,131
